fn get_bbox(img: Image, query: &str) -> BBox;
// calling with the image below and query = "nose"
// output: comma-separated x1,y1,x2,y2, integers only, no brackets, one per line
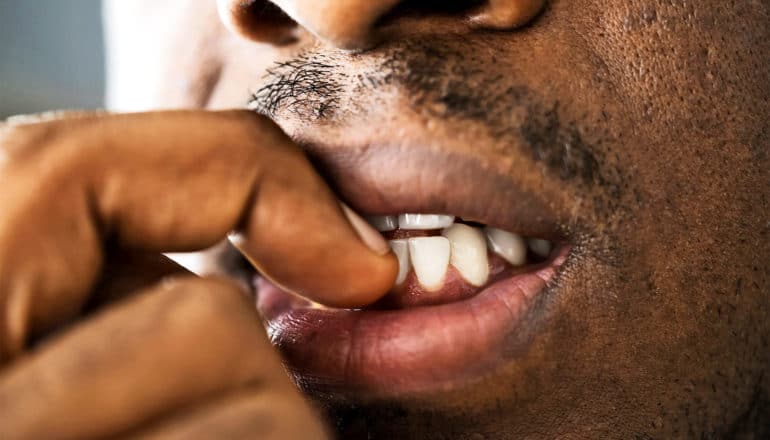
217,0,545,51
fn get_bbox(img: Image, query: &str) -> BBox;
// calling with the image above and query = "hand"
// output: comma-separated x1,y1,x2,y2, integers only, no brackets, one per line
0,111,397,439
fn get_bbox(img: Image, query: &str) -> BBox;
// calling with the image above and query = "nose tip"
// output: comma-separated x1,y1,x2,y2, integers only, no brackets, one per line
470,0,545,30
273,0,403,50
218,0,402,50
218,0,546,51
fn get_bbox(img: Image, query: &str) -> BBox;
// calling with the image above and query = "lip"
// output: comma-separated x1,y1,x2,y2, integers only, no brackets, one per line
257,247,569,398
298,137,575,244
251,126,583,397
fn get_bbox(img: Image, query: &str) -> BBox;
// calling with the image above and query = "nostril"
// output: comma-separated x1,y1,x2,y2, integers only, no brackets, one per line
220,0,544,50
218,0,298,45
246,1,295,27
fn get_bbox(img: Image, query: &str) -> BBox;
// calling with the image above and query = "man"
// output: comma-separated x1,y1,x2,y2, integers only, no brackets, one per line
0,0,768,438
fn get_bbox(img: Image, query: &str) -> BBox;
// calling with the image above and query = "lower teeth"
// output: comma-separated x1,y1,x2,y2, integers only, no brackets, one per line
368,214,553,292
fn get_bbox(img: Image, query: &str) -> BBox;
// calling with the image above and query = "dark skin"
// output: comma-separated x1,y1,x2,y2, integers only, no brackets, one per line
0,0,767,438
221,1,770,436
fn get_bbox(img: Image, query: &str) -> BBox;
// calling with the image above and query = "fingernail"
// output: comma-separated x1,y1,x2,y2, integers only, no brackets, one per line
341,203,391,256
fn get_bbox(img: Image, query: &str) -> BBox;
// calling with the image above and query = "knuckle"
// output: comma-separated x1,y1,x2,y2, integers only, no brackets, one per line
0,121,48,165
0,113,97,169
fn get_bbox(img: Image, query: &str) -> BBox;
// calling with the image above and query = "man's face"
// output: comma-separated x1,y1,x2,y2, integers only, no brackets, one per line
106,1,770,437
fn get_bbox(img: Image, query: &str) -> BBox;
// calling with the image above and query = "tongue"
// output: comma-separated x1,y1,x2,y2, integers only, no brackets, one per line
371,251,511,309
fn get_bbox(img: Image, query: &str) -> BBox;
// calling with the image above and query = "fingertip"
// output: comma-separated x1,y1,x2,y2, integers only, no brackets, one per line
323,251,399,308
340,203,391,256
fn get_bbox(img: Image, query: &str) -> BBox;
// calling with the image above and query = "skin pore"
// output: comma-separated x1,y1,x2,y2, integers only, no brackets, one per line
103,0,770,438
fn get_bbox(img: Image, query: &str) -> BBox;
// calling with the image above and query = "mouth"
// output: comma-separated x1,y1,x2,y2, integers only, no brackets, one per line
255,135,577,398
257,213,569,398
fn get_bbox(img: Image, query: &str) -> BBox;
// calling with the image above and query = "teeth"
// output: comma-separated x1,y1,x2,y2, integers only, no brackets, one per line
408,237,451,291
484,227,527,266
398,214,455,230
367,215,398,232
378,215,550,291
389,239,411,285
442,224,489,286
528,238,553,258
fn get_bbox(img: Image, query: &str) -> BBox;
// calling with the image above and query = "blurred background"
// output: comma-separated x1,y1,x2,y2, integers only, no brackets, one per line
0,1,105,119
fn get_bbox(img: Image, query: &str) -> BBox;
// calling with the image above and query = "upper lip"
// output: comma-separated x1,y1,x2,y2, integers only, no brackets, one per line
296,137,576,243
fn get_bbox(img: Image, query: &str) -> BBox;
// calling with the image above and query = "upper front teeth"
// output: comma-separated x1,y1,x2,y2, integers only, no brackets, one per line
367,214,457,231
367,215,398,232
398,214,455,230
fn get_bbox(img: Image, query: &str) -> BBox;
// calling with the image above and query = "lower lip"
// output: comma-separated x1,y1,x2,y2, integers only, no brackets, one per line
257,248,569,398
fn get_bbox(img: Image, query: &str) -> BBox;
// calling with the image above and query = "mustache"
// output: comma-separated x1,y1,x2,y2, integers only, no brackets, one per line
249,57,344,120
248,39,621,195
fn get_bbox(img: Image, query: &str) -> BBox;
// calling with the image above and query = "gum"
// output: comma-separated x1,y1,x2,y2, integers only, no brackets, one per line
372,251,513,309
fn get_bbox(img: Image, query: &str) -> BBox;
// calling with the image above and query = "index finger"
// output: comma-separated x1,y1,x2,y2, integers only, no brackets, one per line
0,110,397,359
